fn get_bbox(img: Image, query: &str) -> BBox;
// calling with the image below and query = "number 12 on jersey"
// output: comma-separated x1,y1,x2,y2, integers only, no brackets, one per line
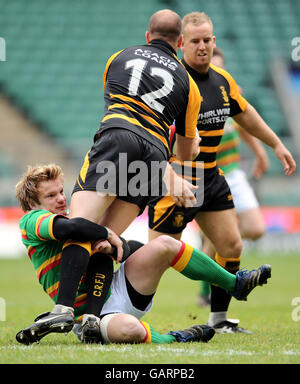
125,58,174,114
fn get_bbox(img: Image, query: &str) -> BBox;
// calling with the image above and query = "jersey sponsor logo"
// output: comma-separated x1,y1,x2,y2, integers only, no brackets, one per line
219,86,230,106
198,108,230,126
134,49,178,70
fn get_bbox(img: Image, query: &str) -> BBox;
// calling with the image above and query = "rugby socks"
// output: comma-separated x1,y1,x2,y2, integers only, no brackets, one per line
209,253,241,325
84,252,114,316
56,241,92,308
171,242,236,292
140,321,176,344
200,281,211,297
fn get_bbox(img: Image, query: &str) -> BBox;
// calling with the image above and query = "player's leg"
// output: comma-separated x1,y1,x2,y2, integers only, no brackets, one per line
98,313,214,344
226,169,265,240
98,199,141,235
68,194,141,342
99,313,176,344
238,208,265,240
195,209,243,261
88,236,270,345
125,235,269,300
195,209,246,332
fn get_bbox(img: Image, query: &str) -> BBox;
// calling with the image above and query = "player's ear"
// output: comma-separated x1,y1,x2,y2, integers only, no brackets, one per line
177,34,183,49
180,36,185,53
145,31,151,43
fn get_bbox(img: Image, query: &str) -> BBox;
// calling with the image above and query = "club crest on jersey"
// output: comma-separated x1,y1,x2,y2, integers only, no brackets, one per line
173,212,185,228
219,86,230,106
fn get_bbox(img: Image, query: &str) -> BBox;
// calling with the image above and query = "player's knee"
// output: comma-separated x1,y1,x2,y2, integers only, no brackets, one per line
153,235,178,260
155,235,176,250
224,237,243,259
101,313,144,343
243,224,266,240
118,317,145,343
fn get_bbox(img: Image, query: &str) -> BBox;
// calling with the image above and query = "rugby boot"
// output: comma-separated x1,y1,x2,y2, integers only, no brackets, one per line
212,318,252,334
167,324,215,343
81,314,103,344
16,308,74,345
231,264,271,301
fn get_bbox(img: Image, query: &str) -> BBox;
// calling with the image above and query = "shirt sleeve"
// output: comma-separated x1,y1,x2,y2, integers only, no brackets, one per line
175,74,202,138
22,210,59,242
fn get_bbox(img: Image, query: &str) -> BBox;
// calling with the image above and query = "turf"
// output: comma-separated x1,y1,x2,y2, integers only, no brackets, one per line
0,251,299,365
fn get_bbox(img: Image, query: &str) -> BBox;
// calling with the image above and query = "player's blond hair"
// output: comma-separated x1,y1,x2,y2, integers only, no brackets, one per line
182,12,213,35
15,164,63,212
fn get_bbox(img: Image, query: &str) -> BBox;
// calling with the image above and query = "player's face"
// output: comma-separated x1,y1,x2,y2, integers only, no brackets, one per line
34,178,67,215
181,22,216,73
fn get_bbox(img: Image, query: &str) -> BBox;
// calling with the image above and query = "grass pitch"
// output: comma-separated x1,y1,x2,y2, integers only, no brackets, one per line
0,251,299,365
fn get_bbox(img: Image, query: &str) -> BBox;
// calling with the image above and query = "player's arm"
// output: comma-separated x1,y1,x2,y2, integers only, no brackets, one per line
53,216,125,263
233,104,296,176
239,126,269,179
176,133,201,161
175,74,202,161
52,216,109,242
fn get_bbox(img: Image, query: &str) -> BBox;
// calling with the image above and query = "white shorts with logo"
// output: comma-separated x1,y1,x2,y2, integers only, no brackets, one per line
225,169,259,214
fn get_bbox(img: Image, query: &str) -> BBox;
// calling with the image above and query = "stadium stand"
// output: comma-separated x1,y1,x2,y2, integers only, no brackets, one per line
0,0,299,206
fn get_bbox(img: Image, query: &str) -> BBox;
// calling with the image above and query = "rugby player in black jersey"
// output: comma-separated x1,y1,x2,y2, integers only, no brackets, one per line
50,10,202,342
148,12,296,334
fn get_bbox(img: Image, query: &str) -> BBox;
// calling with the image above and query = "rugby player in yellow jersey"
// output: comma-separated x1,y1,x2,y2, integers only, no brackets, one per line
148,12,296,334
198,49,270,310
50,9,202,342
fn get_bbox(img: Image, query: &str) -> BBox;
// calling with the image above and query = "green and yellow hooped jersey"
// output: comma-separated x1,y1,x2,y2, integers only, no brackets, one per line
19,209,88,320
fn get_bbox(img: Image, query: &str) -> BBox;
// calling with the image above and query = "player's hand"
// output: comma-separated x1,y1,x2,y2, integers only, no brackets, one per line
92,228,123,263
252,148,269,179
273,142,296,176
170,173,198,208
92,239,113,254
106,228,123,263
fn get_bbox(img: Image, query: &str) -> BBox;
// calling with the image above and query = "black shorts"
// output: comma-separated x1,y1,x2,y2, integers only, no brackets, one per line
148,168,235,234
73,128,168,213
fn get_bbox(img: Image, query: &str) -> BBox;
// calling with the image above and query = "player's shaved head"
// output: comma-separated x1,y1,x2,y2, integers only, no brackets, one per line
148,9,182,43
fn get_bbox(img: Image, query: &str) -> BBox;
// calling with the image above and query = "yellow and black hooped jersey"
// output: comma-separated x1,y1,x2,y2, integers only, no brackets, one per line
171,58,248,177
99,39,201,157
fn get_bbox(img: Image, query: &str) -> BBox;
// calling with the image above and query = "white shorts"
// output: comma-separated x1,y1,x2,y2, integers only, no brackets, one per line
225,169,259,214
101,262,153,319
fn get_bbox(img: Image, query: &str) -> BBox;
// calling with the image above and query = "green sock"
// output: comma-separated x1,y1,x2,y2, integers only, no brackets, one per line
200,280,211,296
141,321,176,344
171,242,236,292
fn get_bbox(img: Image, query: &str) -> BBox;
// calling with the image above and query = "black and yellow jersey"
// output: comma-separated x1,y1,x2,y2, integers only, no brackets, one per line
170,58,248,176
98,39,201,157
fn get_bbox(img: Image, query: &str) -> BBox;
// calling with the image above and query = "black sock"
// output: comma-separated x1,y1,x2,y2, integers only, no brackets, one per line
210,254,240,313
210,285,232,312
57,243,90,307
84,252,114,316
